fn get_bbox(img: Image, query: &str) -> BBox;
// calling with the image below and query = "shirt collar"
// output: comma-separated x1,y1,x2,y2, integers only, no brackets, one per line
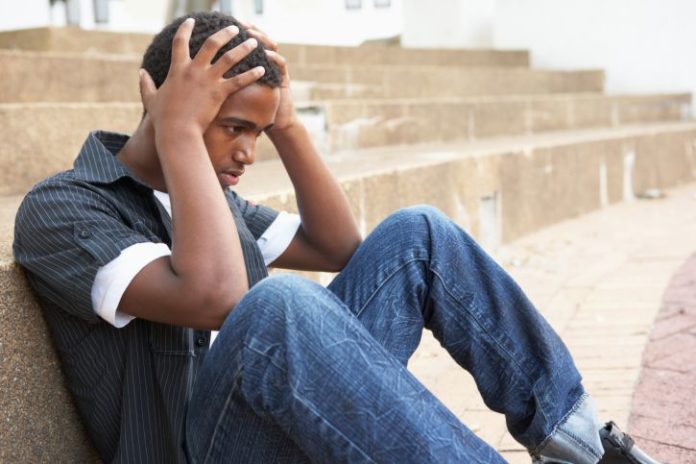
73,131,137,184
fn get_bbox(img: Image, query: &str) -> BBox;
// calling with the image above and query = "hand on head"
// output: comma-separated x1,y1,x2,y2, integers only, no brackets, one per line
139,18,266,138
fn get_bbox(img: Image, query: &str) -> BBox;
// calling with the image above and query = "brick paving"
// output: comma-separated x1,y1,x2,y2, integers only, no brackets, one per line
408,182,696,463
628,252,696,463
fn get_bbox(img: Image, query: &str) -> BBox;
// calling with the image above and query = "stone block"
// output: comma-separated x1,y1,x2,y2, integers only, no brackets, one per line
528,97,573,132
571,97,615,128
471,100,528,138
0,27,151,55
0,103,141,195
0,51,604,104
0,50,139,103
617,94,691,124
0,263,98,461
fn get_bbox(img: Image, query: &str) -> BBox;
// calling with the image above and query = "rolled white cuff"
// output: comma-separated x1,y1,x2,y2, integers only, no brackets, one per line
91,242,172,328
257,212,301,266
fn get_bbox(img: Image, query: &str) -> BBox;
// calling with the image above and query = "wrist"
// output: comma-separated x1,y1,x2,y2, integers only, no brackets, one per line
154,122,204,147
267,115,303,138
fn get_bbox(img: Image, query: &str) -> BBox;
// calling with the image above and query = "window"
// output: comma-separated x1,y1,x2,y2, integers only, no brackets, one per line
374,0,391,7
345,0,362,10
254,0,263,15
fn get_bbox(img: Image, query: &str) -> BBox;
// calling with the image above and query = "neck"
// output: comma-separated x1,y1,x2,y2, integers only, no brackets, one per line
117,115,167,192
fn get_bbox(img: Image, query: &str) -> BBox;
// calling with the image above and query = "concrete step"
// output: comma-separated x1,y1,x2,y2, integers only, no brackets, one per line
291,65,603,99
282,43,530,68
320,93,692,151
0,27,529,67
2,121,696,461
0,94,690,195
0,49,593,103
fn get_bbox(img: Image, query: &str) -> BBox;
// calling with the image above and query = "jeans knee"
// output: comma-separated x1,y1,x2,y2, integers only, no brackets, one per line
380,205,451,243
241,274,326,325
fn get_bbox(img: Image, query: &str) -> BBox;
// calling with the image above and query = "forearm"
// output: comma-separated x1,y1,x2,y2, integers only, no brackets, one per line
156,129,248,306
268,123,361,264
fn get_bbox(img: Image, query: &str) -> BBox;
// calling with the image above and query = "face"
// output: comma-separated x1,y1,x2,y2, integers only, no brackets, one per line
203,83,280,189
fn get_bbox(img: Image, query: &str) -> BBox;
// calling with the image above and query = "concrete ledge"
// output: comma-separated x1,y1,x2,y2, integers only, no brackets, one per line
0,27,529,67
0,27,151,56
324,93,692,151
0,94,690,195
291,66,604,99
0,103,142,195
237,122,696,242
2,122,695,461
0,49,593,103
0,261,98,462
281,43,530,68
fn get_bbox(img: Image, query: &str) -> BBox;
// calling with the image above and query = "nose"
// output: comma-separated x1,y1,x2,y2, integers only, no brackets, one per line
233,134,257,165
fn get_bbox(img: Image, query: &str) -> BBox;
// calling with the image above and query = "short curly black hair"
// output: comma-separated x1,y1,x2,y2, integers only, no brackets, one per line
141,11,281,88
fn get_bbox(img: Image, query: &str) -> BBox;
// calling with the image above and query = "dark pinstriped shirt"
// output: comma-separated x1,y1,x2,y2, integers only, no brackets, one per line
13,131,279,463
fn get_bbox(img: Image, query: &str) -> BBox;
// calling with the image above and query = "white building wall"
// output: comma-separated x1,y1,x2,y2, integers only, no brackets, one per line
401,0,495,49
0,0,51,30
0,0,401,45
234,0,403,46
493,0,696,106
400,0,696,112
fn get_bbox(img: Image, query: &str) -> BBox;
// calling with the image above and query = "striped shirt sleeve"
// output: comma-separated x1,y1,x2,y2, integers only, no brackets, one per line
13,182,158,322
226,189,280,240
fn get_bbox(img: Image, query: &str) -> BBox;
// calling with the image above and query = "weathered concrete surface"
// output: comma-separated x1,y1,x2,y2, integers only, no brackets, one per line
0,195,97,461
0,27,151,56
0,103,142,195
291,65,603,99
628,253,696,463
0,263,99,462
281,42,529,67
325,93,692,151
0,49,595,103
238,122,696,242
1,96,690,195
0,27,529,67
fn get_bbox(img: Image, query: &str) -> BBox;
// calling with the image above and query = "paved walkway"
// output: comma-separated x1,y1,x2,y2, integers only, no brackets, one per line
408,182,696,463
629,252,696,463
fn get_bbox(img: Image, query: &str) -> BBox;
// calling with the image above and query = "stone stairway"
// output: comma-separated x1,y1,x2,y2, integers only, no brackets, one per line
1,26,695,461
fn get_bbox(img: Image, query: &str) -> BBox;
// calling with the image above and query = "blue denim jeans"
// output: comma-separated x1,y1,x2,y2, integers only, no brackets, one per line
184,206,604,463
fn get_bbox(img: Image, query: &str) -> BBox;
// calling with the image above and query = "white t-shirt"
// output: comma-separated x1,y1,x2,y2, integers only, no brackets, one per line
90,190,301,346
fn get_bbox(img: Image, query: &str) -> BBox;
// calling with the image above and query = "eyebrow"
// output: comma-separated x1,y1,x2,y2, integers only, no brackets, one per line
218,117,274,132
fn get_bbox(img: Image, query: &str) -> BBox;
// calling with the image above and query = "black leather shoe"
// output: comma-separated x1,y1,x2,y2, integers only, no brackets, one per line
599,421,661,464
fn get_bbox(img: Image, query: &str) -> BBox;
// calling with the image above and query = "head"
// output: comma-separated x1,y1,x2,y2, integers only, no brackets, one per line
141,12,282,188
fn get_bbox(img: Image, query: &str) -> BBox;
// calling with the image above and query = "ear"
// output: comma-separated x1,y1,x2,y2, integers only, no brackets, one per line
139,69,157,110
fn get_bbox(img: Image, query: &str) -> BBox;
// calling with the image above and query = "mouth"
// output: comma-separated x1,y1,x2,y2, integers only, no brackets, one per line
220,169,244,187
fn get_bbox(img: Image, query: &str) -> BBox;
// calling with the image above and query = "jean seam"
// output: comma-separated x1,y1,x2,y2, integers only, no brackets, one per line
243,344,378,464
531,393,601,461
200,372,244,464
429,266,535,388
354,257,429,319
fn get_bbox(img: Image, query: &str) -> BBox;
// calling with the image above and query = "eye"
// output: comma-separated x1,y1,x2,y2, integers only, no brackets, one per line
227,126,245,134
256,131,264,138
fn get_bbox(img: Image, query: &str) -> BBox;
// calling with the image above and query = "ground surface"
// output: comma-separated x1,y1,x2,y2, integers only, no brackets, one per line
408,182,696,463
628,251,696,463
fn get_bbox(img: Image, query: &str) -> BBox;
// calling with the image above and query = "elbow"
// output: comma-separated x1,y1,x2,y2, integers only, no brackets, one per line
327,235,363,272
188,278,247,330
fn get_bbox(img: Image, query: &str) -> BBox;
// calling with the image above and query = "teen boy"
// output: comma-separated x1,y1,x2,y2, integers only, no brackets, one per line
14,12,659,464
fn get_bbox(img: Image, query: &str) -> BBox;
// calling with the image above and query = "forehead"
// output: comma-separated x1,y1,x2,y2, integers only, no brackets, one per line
216,83,280,127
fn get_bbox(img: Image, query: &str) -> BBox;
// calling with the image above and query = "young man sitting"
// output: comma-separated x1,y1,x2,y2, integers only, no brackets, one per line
13,11,660,464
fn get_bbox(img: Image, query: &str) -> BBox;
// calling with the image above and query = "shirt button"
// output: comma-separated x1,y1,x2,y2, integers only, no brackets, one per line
78,230,91,239
196,337,207,347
